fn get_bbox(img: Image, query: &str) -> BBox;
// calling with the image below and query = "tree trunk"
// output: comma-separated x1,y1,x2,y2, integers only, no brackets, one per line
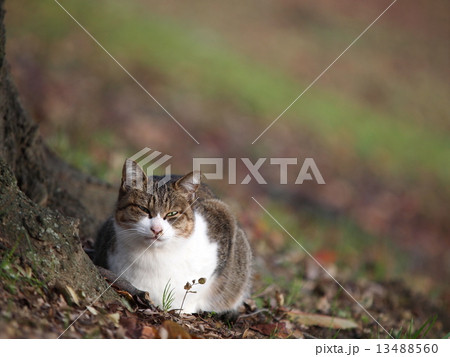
0,0,120,336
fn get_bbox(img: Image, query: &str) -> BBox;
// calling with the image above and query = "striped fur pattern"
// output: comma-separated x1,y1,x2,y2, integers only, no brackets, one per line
94,159,252,313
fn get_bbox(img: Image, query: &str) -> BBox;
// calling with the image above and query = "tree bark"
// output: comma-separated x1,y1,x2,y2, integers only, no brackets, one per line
0,0,117,303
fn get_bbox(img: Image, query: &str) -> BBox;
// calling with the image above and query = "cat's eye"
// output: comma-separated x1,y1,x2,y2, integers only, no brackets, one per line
165,211,178,219
136,205,150,215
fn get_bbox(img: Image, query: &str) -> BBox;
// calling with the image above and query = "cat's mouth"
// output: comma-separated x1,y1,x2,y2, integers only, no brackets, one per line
146,232,164,241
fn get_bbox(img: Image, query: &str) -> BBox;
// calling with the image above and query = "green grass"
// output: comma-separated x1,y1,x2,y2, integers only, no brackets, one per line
162,279,175,312
7,0,450,189
285,278,303,307
390,315,438,339
0,247,45,296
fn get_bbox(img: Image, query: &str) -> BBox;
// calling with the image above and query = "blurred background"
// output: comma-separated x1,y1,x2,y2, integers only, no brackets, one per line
5,0,449,312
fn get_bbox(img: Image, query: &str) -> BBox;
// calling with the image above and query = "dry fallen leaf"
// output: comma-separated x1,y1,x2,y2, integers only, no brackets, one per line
115,289,134,302
316,296,331,313
203,332,220,338
286,309,358,329
242,328,257,339
290,329,305,339
140,325,159,339
107,312,121,327
242,328,250,339
282,320,304,339
159,320,192,339
64,286,80,306
119,315,139,338
86,306,98,316
275,290,285,307
251,322,290,338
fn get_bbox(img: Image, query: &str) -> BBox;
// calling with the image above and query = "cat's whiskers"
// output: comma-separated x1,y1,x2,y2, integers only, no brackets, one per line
118,226,165,246
116,228,140,234
117,229,151,246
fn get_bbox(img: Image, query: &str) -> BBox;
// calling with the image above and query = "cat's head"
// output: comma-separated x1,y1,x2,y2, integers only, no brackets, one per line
114,159,200,247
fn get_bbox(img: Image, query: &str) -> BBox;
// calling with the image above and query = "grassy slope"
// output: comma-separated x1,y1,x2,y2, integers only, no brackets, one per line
10,0,449,187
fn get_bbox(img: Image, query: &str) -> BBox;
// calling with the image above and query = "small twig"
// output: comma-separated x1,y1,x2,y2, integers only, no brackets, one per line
237,309,270,320
178,278,206,315
179,290,190,315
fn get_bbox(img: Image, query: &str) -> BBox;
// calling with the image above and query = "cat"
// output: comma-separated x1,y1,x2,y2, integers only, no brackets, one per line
94,159,252,314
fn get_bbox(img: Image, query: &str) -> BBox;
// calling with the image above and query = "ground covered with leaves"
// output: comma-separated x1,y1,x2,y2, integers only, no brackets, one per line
1,242,448,339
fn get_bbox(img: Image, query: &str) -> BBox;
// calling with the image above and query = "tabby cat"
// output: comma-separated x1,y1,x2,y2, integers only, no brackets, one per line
94,159,252,314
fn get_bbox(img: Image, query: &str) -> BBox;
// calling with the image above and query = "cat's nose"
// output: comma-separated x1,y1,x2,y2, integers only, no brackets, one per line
151,226,163,236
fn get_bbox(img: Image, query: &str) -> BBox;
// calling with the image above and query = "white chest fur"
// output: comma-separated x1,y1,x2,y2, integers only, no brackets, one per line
108,213,218,313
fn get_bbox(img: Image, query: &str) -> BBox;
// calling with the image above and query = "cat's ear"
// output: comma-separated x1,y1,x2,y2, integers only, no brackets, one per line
121,159,147,192
175,171,201,200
